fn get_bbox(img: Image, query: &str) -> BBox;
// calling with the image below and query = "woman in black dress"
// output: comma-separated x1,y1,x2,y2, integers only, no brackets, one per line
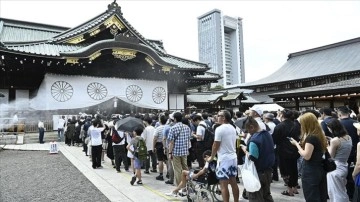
290,113,328,202
105,122,115,166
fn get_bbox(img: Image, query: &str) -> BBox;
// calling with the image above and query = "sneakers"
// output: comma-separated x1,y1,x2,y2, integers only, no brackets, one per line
165,191,178,197
130,176,136,185
242,189,248,199
150,169,157,173
165,180,174,185
144,170,150,174
116,170,121,173
178,189,186,197
156,175,164,181
137,180,143,185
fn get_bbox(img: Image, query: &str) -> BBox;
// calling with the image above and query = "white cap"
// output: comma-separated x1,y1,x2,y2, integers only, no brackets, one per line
250,106,263,116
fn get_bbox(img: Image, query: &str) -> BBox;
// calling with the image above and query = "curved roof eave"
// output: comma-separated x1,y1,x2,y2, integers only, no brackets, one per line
59,38,175,68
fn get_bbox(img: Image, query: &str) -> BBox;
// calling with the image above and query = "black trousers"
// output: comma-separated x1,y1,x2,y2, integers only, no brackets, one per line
113,144,128,171
284,157,298,187
248,169,274,201
302,164,327,202
83,140,88,155
92,145,102,168
39,128,44,143
196,141,205,168
272,150,279,180
145,150,157,171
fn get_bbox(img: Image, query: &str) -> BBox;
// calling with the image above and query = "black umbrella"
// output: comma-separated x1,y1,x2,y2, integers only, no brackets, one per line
115,117,144,132
234,117,248,130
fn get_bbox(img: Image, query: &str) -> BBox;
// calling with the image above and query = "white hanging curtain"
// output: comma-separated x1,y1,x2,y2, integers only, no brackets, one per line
30,74,168,110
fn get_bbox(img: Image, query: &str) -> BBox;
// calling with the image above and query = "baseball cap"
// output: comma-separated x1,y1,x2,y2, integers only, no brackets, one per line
263,113,274,120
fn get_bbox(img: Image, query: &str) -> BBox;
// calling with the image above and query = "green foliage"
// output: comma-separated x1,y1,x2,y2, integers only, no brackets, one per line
210,85,224,91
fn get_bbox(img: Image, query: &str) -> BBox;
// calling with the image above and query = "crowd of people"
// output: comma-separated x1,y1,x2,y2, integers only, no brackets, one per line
54,105,360,202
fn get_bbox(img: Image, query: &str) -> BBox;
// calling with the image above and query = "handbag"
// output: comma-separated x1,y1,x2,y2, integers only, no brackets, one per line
322,151,336,172
84,137,90,145
241,157,261,192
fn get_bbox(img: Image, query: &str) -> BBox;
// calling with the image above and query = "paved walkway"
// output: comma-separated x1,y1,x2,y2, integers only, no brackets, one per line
1,143,307,202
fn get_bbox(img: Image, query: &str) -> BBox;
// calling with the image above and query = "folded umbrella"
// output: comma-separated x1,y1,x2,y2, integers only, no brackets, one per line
115,117,144,132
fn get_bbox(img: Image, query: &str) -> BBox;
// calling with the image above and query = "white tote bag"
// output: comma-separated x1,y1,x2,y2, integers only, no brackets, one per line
241,157,261,192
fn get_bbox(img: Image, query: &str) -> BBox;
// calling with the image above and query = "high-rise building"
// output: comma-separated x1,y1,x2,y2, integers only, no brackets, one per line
198,9,245,87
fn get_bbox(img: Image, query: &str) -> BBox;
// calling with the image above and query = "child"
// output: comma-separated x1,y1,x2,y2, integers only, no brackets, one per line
126,127,144,185
165,150,217,197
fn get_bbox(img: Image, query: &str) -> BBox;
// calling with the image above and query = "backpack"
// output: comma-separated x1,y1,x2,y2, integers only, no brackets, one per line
111,128,124,144
134,138,147,161
199,124,215,150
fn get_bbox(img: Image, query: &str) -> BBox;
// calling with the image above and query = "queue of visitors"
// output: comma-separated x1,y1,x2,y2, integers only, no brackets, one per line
57,105,360,202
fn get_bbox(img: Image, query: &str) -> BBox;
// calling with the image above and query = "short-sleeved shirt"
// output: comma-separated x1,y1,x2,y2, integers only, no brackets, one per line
214,123,237,161
141,126,155,151
196,121,207,141
304,135,323,165
129,136,144,152
89,127,104,146
168,122,191,156
154,125,165,142
163,124,172,148
58,118,65,129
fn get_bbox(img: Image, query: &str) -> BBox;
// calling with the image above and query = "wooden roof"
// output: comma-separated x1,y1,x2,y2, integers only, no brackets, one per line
0,2,220,79
237,37,360,87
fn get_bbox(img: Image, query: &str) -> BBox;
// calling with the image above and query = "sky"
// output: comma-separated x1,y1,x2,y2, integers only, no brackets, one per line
1,0,360,83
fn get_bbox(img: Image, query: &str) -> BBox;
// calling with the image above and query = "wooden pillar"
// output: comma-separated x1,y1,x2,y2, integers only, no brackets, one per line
295,97,300,111
330,98,334,109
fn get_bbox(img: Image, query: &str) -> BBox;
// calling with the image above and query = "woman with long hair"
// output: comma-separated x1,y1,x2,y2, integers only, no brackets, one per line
290,112,328,202
326,118,352,202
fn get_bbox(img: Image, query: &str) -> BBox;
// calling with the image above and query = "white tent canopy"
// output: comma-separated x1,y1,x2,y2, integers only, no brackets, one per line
250,103,284,112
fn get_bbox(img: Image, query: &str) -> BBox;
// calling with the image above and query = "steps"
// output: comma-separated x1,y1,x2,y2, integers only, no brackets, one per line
24,132,59,144
0,134,17,145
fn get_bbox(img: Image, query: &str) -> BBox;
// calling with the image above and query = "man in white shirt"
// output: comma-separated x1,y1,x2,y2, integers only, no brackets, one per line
192,114,207,168
142,117,156,173
12,112,18,135
57,115,66,142
207,110,239,202
38,120,45,144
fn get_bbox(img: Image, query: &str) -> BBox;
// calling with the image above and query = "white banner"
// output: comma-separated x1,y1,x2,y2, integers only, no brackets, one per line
30,74,168,110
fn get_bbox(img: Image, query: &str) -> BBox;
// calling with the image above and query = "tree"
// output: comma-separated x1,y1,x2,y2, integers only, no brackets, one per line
210,85,224,91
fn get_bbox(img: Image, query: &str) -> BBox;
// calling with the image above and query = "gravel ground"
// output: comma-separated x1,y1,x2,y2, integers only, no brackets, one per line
0,150,110,202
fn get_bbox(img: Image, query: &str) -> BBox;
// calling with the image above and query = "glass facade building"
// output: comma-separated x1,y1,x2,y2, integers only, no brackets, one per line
198,9,245,87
